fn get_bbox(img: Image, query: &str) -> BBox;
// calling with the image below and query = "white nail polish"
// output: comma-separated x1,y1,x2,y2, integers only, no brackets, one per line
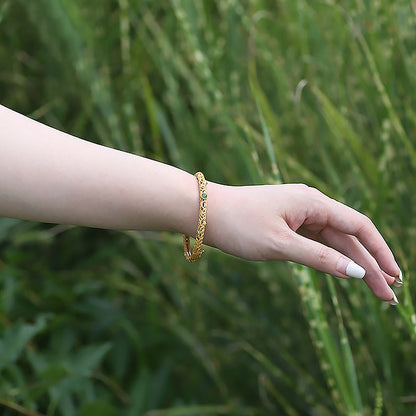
389,293,399,306
345,261,366,279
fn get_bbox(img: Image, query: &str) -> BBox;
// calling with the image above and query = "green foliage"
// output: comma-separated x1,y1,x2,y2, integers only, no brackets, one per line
1,0,416,414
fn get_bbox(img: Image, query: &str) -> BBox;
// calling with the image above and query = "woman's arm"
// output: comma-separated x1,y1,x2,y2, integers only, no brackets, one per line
0,105,401,303
0,105,200,235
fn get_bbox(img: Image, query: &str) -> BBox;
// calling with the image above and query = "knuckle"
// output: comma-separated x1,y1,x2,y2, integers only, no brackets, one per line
357,213,374,233
361,209,372,221
307,186,323,197
294,183,309,191
316,245,330,265
306,186,327,213
306,187,327,208
361,213,373,226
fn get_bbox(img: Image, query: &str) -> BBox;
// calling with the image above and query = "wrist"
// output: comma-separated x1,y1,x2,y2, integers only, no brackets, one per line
175,176,225,245
201,181,228,249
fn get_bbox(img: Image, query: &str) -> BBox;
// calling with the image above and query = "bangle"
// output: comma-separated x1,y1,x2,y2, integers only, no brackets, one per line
183,172,208,263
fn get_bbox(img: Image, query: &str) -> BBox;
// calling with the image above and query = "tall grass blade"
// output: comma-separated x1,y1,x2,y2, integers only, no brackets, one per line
295,266,357,414
248,62,282,183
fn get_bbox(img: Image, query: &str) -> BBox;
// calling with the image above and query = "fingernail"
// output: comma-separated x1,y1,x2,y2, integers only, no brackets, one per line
389,293,399,306
337,258,366,279
394,269,403,285
345,260,366,279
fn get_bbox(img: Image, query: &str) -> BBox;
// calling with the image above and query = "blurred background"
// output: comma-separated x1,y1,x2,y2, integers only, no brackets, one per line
1,0,415,415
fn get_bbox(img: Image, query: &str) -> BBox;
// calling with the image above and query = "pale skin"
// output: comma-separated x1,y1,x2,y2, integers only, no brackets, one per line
0,105,402,303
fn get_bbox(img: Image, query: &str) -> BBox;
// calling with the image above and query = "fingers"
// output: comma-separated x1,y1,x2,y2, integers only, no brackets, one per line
313,190,402,281
320,226,397,302
280,229,398,303
281,230,363,279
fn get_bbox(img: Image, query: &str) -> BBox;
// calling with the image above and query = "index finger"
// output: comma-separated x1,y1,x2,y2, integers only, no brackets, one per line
325,196,401,280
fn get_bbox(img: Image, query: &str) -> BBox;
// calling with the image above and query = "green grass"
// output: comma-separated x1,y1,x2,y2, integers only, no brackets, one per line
1,0,416,415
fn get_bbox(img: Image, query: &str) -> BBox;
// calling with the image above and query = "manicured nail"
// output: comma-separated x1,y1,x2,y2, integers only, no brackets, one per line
389,293,399,306
394,269,403,285
345,260,366,279
337,258,366,279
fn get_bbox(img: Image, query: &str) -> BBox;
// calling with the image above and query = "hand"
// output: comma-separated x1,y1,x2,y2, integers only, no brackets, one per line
205,183,402,303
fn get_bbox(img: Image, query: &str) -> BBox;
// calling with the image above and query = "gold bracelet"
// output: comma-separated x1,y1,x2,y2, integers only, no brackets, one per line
183,172,208,263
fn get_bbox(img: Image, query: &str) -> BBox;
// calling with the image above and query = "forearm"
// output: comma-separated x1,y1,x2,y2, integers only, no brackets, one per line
0,105,200,234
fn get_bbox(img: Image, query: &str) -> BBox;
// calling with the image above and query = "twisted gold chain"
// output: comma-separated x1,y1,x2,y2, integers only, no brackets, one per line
183,172,208,262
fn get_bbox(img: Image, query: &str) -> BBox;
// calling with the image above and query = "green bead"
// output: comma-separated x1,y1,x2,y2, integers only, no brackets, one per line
201,192,208,199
